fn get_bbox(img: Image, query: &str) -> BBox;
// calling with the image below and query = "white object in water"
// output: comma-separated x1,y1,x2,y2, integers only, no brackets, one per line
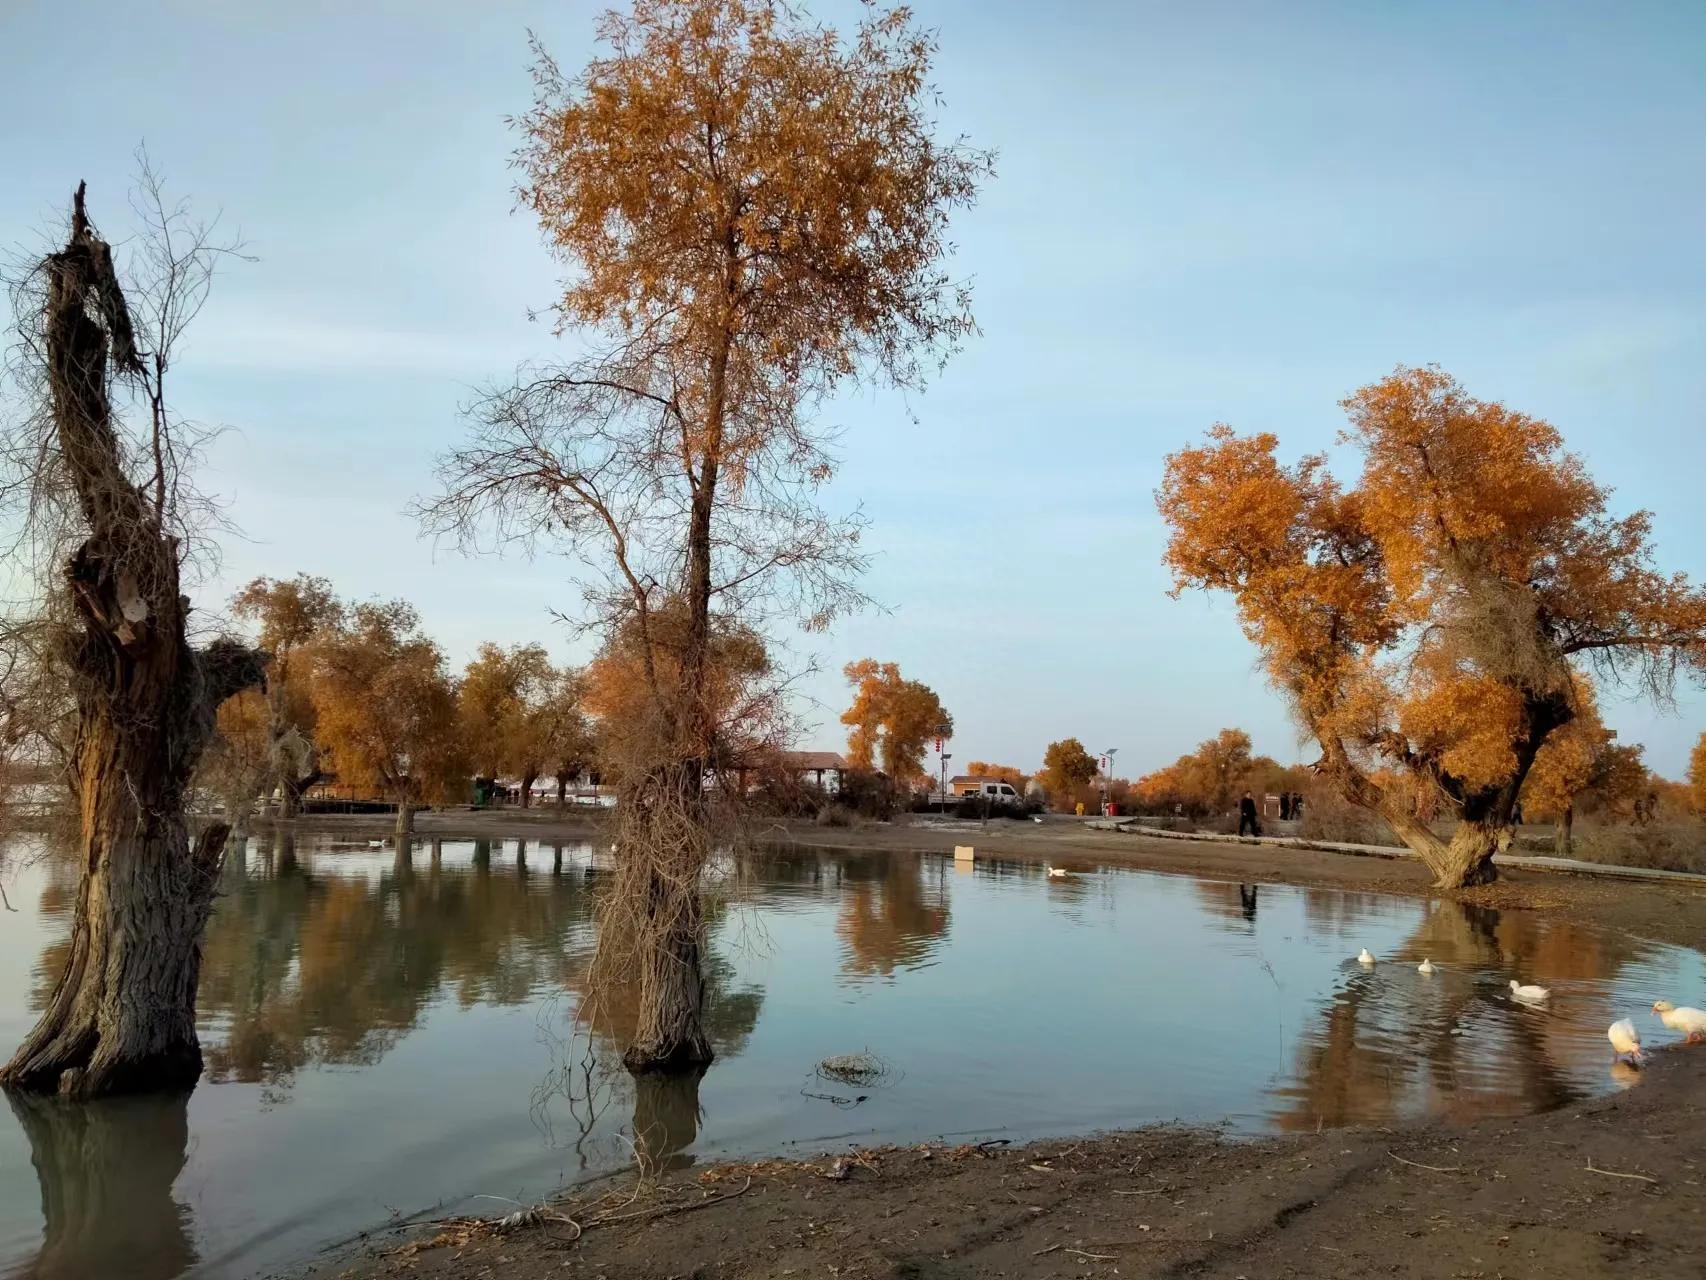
1509,980,1551,1003
1357,949,1376,966
1652,1000,1706,1043
368,840,383,850
1045,865,1069,878
953,845,975,862
1608,1018,1646,1064
1417,958,1436,976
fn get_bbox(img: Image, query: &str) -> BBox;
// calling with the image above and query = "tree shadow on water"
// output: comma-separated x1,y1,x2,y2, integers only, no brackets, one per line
7,1090,196,1280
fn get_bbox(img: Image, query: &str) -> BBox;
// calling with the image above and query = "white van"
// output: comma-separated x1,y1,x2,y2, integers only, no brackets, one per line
964,781,1023,804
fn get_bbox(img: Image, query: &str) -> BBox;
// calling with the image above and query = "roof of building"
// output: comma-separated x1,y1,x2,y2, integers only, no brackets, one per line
783,751,849,771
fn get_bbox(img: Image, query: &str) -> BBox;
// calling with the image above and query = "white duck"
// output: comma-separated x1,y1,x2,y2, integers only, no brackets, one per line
1356,949,1376,966
1417,958,1436,976
1045,865,1070,878
367,840,384,850
1509,979,1551,1004
1608,1018,1646,1065
1652,1000,1706,1043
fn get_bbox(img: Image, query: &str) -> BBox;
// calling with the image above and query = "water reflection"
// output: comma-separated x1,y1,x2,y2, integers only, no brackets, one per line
833,852,950,979
2,840,1702,1280
7,1092,195,1280
1269,897,1654,1130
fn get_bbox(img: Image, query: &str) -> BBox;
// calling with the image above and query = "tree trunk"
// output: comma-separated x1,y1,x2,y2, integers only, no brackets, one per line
1554,806,1573,856
621,867,714,1074
276,784,298,820
556,773,569,807
521,773,537,809
2,189,263,1099
394,802,414,838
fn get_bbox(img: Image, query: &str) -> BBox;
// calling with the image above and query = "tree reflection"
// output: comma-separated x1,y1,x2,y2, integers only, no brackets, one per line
833,853,950,979
8,1091,196,1280
632,1068,705,1174
1270,899,1655,1129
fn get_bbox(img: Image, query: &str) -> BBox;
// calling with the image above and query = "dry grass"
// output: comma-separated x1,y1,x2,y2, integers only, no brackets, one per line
1515,820,1706,875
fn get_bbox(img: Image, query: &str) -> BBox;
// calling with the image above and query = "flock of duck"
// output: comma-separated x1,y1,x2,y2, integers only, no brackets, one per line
1354,948,1706,1067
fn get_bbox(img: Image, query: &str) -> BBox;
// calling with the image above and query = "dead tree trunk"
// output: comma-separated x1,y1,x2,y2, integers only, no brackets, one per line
0,187,264,1099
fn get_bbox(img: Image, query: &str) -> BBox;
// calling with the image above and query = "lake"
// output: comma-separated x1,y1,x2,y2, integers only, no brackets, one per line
1,833,1701,1279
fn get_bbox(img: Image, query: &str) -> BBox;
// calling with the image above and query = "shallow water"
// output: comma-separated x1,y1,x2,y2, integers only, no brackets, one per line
1,834,1701,1279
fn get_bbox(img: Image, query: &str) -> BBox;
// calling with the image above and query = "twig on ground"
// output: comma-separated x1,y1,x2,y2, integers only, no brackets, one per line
1064,1247,1118,1261
1387,1150,1461,1173
585,1176,753,1228
1585,1160,1659,1185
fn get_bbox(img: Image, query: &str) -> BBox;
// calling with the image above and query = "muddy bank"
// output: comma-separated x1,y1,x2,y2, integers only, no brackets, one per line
310,1046,1706,1280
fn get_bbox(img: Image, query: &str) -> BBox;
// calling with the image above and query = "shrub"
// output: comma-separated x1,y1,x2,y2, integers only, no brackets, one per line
815,802,856,828
1526,819,1706,875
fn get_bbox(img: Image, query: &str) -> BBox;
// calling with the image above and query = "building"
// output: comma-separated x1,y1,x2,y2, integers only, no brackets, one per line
779,751,849,795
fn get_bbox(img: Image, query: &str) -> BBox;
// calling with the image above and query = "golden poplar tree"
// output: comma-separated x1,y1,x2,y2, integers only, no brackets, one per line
423,0,989,1070
1159,366,1706,887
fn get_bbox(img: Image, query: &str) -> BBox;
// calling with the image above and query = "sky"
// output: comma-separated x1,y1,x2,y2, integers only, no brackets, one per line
2,0,1704,778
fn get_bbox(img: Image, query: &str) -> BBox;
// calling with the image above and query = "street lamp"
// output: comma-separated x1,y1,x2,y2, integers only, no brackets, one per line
1102,747,1119,816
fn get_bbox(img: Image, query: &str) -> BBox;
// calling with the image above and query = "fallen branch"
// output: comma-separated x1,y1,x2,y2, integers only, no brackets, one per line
1064,1247,1118,1261
1386,1150,1461,1173
1585,1160,1659,1185
585,1176,753,1228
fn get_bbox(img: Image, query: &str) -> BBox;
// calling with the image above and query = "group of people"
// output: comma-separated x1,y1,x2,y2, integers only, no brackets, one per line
1236,789,1306,837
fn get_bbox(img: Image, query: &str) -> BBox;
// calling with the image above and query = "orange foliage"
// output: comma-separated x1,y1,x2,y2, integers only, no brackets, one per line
840,660,950,787
1159,366,1706,886
584,601,776,779
1133,728,1305,817
308,601,467,813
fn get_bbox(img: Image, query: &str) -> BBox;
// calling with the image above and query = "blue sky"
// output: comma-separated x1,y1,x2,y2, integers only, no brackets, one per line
3,0,1703,777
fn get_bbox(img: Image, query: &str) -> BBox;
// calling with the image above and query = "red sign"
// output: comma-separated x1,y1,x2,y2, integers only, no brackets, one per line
934,738,943,753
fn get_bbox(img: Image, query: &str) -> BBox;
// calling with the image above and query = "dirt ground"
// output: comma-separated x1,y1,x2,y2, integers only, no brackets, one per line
284,809,1706,1280
311,1048,1706,1280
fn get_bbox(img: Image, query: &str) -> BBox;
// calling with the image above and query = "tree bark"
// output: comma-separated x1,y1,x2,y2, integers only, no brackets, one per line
2,188,264,1099
521,771,537,809
621,865,714,1074
1554,805,1573,857
556,773,569,807
394,801,414,839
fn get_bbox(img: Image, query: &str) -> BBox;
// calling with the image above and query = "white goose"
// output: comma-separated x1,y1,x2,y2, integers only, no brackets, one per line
1509,979,1551,1004
1045,865,1070,878
367,840,384,850
1652,1000,1706,1043
1356,949,1376,966
1608,1018,1646,1065
1417,958,1436,976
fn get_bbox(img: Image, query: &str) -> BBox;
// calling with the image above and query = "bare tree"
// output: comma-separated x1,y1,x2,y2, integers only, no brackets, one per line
422,0,989,1072
0,177,264,1098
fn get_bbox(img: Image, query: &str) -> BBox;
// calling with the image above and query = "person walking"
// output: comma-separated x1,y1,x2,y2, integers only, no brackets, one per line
1238,790,1261,838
